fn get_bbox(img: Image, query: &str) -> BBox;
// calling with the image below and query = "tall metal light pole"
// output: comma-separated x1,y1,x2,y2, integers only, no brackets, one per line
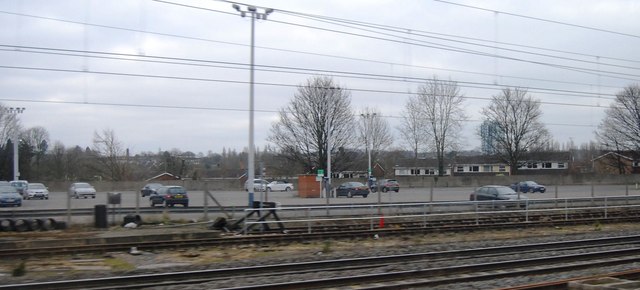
361,113,376,182
5,107,25,181
233,4,273,207
361,112,379,213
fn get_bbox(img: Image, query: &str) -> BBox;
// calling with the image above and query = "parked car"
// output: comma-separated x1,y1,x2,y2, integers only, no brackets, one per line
510,181,546,193
140,183,163,197
370,179,400,193
469,185,528,207
25,183,49,200
10,180,28,197
267,180,294,192
336,182,370,198
149,185,189,207
245,179,268,192
0,185,22,207
68,182,97,199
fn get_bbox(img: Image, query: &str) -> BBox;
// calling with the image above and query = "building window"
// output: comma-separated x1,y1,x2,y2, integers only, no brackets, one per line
542,162,552,169
527,162,538,169
498,165,506,172
457,166,464,172
558,163,565,169
483,165,492,172
469,166,479,172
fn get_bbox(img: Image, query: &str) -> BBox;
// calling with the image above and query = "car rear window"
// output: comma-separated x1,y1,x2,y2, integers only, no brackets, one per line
168,187,186,194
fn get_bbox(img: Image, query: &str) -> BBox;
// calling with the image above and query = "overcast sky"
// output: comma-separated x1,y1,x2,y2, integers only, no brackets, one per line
1,0,638,155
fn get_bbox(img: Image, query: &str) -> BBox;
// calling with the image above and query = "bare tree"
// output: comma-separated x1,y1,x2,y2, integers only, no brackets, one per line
357,107,393,173
268,76,355,173
397,94,427,162
596,84,640,152
481,87,550,175
413,77,467,176
91,128,128,181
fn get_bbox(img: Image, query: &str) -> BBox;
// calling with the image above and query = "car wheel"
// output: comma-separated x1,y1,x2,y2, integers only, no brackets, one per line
363,194,368,198
266,188,272,192
395,189,399,192
529,188,534,193
382,187,388,193
347,191,353,198
285,187,290,192
150,200,155,207
184,204,189,208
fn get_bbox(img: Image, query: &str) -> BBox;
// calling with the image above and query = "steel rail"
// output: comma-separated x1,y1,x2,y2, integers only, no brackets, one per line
3,236,640,289
1,213,640,259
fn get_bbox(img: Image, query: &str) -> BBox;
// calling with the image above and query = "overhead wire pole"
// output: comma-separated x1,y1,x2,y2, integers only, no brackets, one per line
233,3,273,207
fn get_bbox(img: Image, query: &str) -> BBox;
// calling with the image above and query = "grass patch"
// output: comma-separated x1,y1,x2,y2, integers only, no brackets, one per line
103,258,135,271
12,260,26,277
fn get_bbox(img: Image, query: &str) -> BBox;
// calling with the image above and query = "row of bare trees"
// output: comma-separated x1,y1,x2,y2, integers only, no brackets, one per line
268,75,556,176
2,80,639,182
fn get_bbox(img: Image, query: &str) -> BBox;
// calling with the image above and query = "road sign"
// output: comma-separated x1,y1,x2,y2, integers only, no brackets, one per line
317,169,324,176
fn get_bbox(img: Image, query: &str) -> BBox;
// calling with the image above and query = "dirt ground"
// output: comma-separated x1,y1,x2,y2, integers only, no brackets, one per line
0,221,636,283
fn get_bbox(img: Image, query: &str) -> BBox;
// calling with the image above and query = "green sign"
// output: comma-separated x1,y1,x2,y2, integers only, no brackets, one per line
317,169,324,176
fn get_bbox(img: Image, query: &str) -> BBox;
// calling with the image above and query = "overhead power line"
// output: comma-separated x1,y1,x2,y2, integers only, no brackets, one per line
0,45,620,101
433,0,640,39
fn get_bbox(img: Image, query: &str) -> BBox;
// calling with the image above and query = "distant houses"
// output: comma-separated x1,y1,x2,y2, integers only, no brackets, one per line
394,151,572,177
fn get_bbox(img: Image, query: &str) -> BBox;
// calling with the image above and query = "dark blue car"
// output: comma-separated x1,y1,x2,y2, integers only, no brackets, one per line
510,181,546,193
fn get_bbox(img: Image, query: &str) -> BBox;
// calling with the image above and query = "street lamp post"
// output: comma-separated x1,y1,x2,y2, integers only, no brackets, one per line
233,4,273,207
5,107,25,181
361,113,376,182
361,112,378,212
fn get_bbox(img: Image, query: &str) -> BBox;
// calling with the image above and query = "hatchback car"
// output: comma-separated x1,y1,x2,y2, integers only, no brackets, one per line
10,180,28,197
245,179,268,192
140,183,163,197
68,182,97,199
0,185,22,207
510,181,546,193
336,182,370,198
267,180,294,192
370,179,400,193
25,183,49,200
149,185,189,207
469,185,528,209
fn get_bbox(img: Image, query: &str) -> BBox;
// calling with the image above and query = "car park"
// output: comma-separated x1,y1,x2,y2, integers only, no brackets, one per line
140,183,163,197
10,180,28,197
149,185,189,207
336,182,370,198
245,179,268,192
267,180,294,192
510,181,546,193
25,183,49,200
68,182,97,199
0,185,22,207
370,179,400,193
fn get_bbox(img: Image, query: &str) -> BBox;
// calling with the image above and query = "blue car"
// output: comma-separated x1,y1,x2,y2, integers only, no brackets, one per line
0,185,22,207
510,181,546,193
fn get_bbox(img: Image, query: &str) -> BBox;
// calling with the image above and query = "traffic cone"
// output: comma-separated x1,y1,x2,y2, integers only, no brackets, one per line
379,214,385,228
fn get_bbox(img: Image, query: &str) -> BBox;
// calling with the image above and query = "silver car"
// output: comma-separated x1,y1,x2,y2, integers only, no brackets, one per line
68,182,97,199
25,183,49,200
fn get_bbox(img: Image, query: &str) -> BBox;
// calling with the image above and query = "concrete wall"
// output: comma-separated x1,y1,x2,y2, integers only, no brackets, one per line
42,173,640,192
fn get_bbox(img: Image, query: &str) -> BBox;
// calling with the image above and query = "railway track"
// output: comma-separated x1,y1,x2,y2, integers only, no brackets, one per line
2,209,640,259
3,234,640,289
